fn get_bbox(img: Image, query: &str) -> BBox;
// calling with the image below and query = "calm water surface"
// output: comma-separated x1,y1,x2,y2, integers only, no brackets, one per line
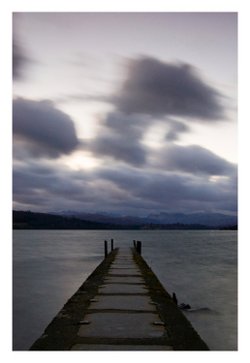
13,230,237,350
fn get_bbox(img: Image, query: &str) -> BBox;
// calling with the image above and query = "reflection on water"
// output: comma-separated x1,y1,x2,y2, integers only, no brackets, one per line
13,230,237,350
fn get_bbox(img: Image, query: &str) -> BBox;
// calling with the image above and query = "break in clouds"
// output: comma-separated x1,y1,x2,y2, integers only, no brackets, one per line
13,55,237,215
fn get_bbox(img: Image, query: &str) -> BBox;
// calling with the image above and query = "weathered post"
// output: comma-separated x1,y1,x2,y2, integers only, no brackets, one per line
111,238,114,251
104,240,108,258
133,240,136,248
136,241,142,255
172,292,178,305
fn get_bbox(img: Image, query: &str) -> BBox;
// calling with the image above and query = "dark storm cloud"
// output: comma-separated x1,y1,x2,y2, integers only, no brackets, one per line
157,145,236,176
13,98,78,158
115,57,224,119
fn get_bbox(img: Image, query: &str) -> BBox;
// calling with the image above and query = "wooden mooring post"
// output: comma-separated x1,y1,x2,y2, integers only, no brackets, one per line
136,241,142,255
111,238,114,251
104,240,108,258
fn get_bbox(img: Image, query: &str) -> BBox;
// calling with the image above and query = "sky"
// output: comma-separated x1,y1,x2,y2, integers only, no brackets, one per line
12,12,237,216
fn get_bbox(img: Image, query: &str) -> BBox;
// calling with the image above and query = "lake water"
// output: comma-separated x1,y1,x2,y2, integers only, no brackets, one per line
13,230,237,351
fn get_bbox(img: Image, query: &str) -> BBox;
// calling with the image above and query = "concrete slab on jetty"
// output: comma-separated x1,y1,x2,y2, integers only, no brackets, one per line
88,295,155,310
108,269,141,275
30,244,209,351
104,276,144,283
98,283,148,294
77,312,165,338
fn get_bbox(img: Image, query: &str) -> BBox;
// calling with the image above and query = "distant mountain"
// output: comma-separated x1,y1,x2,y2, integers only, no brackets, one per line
57,210,237,228
13,210,237,230
57,211,146,226
145,212,237,227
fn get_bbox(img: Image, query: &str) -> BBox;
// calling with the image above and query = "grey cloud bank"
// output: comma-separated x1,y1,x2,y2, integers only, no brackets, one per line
13,161,237,216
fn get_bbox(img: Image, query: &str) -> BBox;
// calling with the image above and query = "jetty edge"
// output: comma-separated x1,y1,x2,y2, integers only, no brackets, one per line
30,241,209,351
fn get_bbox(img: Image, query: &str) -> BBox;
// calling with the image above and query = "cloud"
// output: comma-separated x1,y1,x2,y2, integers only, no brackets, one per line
156,144,236,176
89,135,146,166
13,157,237,215
165,119,190,141
13,38,30,80
54,93,111,105
13,161,137,212
12,53,236,216
13,98,79,158
84,56,227,167
97,166,237,213
13,161,96,210
88,112,149,166
115,57,224,120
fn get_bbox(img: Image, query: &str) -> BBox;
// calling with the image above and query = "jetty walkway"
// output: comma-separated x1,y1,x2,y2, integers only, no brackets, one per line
30,242,208,351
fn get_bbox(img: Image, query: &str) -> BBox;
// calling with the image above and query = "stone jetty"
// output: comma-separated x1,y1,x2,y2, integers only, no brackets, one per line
30,242,209,350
